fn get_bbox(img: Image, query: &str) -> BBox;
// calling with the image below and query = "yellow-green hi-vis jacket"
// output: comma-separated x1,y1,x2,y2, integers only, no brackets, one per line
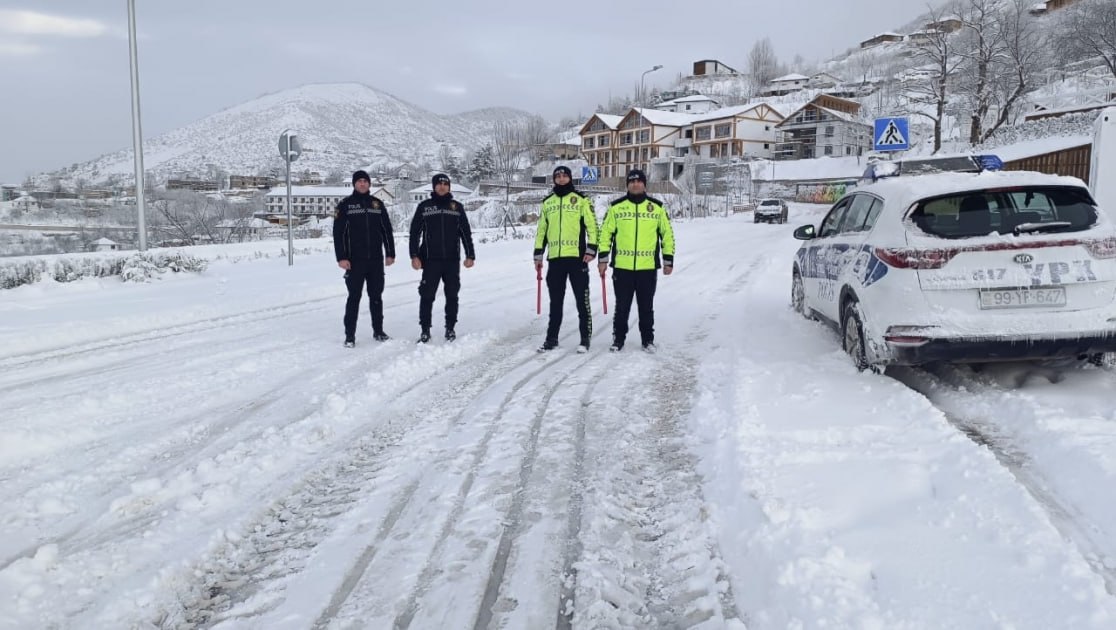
533,191,599,261
598,194,675,271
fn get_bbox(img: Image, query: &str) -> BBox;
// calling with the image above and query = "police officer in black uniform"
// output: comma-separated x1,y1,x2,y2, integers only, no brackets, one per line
409,173,476,343
334,170,395,347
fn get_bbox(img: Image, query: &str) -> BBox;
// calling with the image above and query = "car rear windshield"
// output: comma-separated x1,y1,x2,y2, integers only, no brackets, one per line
760,200,780,206
908,186,1098,239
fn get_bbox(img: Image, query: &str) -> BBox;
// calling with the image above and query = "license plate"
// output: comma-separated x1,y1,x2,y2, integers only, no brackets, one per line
979,286,1067,309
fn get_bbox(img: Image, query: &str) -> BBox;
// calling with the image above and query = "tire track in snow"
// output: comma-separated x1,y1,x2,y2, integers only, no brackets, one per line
0,337,411,573
893,365,1116,597
571,352,742,628
470,354,616,630
388,324,612,630
159,323,584,628
559,252,764,628
554,367,603,630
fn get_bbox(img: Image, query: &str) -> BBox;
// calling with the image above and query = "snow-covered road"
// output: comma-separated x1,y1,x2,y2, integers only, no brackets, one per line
2,205,1115,629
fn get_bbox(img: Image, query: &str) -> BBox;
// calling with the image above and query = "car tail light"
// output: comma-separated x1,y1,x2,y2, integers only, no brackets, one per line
1085,237,1116,259
874,247,958,269
884,326,932,346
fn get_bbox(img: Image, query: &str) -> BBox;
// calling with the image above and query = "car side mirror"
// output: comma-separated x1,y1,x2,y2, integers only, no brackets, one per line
793,225,816,240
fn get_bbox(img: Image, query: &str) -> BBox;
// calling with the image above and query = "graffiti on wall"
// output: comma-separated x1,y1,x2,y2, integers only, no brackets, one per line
795,181,855,204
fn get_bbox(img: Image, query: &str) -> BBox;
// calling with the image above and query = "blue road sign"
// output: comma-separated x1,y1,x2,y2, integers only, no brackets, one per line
873,117,910,152
581,166,599,184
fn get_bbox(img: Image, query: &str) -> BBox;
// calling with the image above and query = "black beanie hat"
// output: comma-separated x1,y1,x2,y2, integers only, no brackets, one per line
553,165,572,179
352,170,370,185
432,173,451,188
626,168,647,184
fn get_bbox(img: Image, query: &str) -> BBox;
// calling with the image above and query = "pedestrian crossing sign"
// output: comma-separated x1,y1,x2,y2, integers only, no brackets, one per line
873,117,910,151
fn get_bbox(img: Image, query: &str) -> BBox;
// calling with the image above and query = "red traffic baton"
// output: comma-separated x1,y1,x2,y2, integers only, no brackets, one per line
536,266,543,315
600,270,608,314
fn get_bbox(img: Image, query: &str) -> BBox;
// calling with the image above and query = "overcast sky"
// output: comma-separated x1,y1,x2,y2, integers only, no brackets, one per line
0,1,941,184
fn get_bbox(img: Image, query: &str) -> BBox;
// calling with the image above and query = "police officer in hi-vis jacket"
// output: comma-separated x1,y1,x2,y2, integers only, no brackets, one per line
533,165,598,353
597,168,675,353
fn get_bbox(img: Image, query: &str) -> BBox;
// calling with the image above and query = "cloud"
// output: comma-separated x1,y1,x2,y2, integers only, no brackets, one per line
432,84,467,96
0,9,108,37
0,40,42,56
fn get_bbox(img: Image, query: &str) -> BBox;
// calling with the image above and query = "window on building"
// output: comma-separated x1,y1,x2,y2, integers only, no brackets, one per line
846,147,852,155
696,126,712,141
599,135,610,147
685,129,693,138
710,144,720,158
732,142,741,156
584,137,595,149
825,126,834,137
824,145,833,156
639,129,650,143
714,123,731,138
764,143,770,149
620,132,633,145
765,125,770,131
641,148,648,160
626,149,633,162
686,104,692,111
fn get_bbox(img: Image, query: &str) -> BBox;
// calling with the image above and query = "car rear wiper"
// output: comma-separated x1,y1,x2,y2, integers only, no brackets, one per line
1013,221,1073,235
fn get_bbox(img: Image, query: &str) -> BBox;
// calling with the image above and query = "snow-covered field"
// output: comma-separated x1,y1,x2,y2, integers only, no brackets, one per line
2,204,1115,629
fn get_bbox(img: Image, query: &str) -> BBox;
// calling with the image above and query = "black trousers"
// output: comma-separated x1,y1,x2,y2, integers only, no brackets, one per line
418,259,461,330
545,258,592,344
612,268,657,345
343,259,385,336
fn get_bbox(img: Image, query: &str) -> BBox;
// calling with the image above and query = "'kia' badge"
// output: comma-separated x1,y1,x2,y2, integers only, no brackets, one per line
1013,253,1034,264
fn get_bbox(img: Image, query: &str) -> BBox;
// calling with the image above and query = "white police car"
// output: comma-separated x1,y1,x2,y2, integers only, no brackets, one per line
791,170,1116,370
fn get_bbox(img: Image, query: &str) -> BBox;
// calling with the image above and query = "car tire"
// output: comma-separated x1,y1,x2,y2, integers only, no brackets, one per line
842,300,875,372
792,270,806,316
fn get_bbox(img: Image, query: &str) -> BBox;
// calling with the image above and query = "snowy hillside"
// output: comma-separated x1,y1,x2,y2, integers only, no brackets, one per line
41,83,535,187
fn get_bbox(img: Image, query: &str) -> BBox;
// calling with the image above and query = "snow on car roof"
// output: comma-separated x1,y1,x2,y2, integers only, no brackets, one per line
857,170,1089,209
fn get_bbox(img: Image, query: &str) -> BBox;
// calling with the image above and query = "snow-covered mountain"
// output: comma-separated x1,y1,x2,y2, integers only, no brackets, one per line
45,83,535,186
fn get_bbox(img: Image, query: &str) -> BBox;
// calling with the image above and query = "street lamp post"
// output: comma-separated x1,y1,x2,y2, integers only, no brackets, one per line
126,0,147,251
638,64,663,173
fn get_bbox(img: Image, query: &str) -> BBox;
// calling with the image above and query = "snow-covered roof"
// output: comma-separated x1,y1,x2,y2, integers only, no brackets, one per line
664,94,719,104
265,186,352,197
815,106,867,125
772,73,810,83
92,237,117,245
978,135,1092,162
590,114,623,130
264,185,392,198
630,108,697,127
690,103,783,124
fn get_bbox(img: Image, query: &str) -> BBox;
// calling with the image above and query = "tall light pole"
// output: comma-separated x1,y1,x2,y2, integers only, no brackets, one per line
127,0,147,251
638,65,663,174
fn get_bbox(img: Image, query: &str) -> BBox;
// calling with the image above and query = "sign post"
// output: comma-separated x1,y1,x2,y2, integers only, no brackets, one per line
278,130,302,266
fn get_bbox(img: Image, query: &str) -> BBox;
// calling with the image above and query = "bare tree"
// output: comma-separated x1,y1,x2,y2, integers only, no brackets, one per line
437,144,462,179
983,0,1046,140
747,38,780,95
490,119,527,228
522,115,551,160
149,191,245,245
907,3,964,152
954,0,1009,144
1057,0,1116,79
